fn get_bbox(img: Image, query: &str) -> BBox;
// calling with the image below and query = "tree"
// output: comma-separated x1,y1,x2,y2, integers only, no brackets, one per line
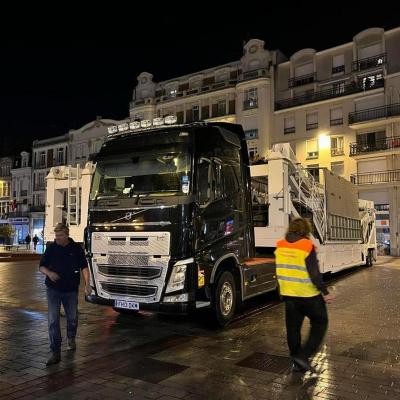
0,224,15,245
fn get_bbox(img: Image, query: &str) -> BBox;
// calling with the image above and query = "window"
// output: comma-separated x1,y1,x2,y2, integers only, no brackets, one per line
38,173,45,189
330,108,343,126
332,54,345,74
245,129,258,140
40,151,46,167
217,100,226,116
248,146,258,158
169,89,177,97
22,157,28,168
333,81,345,95
331,161,344,177
307,164,320,182
361,73,383,90
284,116,295,134
306,139,319,159
306,112,318,130
57,148,64,164
331,136,344,156
216,71,229,82
243,88,258,109
192,105,200,121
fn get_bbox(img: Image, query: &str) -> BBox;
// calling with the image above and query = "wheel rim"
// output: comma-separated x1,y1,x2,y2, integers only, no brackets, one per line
220,281,233,317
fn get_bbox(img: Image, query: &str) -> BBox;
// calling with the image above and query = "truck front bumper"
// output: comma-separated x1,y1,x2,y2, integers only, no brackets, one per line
85,294,195,315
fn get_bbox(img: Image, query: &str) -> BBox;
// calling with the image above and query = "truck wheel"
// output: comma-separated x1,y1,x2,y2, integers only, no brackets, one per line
213,271,236,327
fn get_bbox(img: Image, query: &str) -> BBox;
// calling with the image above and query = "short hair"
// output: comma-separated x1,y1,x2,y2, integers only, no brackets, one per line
54,223,69,236
287,218,312,238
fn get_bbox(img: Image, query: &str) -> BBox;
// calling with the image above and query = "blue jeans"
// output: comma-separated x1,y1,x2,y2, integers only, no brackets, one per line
47,287,78,353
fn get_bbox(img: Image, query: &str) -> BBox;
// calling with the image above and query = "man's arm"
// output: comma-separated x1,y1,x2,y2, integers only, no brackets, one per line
305,247,335,303
81,267,91,295
38,246,60,283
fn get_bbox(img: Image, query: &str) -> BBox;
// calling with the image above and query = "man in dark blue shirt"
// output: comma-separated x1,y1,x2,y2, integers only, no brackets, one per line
39,223,90,366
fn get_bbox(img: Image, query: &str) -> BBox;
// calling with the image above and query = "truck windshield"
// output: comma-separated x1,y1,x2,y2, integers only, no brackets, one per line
90,151,191,199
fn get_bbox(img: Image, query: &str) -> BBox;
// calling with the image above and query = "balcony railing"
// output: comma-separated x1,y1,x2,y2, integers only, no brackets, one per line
243,99,258,110
350,136,400,156
352,53,387,72
332,65,345,74
284,127,295,134
288,73,316,88
33,184,46,191
331,148,345,157
129,69,269,108
20,190,28,197
239,68,268,82
275,79,384,110
348,103,400,125
7,211,30,218
30,205,45,212
330,118,343,126
351,169,400,185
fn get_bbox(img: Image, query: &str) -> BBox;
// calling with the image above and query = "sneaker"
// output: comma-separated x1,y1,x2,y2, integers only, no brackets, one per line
292,362,307,373
67,338,76,350
46,352,61,366
292,356,316,373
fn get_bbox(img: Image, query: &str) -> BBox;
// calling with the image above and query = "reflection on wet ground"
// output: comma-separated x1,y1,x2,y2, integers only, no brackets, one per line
0,257,399,399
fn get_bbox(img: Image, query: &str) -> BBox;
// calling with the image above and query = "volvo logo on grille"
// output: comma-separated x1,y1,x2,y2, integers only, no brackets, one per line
125,212,133,220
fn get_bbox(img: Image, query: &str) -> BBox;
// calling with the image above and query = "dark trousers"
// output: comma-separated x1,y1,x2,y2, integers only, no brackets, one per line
47,287,78,353
284,295,328,359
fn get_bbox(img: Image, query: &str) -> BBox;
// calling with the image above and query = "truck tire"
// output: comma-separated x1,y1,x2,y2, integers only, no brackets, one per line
212,270,236,327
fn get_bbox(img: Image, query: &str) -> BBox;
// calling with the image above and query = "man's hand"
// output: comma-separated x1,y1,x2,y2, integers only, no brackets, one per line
323,293,336,303
47,271,60,283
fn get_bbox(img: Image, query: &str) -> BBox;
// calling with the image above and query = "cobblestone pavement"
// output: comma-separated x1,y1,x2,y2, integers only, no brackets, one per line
0,257,399,399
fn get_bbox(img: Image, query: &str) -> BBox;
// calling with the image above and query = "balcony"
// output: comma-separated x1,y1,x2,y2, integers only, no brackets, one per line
352,53,387,72
275,79,384,110
348,103,400,125
349,136,400,156
239,68,268,82
243,99,258,110
20,190,28,197
284,127,295,134
33,184,46,191
30,205,45,212
331,148,345,157
332,65,345,74
330,118,343,126
350,169,400,185
7,211,30,218
288,73,316,88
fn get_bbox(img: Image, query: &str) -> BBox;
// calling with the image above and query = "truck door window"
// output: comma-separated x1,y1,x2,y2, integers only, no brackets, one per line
197,158,212,206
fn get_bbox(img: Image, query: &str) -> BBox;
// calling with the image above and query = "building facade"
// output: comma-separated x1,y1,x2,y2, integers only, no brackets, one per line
0,157,13,225
68,117,123,167
31,134,69,240
9,152,32,243
129,26,400,255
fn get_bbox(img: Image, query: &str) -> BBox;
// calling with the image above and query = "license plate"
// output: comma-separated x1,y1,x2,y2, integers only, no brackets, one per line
114,300,139,310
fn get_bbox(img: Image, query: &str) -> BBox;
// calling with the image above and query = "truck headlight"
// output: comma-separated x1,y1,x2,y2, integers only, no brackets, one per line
165,258,193,293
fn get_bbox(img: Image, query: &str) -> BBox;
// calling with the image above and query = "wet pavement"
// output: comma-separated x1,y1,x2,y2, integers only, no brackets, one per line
0,257,400,399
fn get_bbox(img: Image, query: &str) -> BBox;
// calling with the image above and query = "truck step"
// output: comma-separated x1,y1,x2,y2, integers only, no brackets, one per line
244,257,275,266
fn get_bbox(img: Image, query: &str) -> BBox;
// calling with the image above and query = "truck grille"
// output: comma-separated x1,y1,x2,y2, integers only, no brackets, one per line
98,265,161,279
101,283,157,297
108,255,149,266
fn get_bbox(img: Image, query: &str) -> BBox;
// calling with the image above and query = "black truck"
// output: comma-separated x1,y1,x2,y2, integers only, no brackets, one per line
85,120,276,326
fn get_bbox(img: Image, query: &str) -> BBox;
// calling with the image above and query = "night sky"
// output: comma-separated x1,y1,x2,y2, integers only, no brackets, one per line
0,5,399,157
